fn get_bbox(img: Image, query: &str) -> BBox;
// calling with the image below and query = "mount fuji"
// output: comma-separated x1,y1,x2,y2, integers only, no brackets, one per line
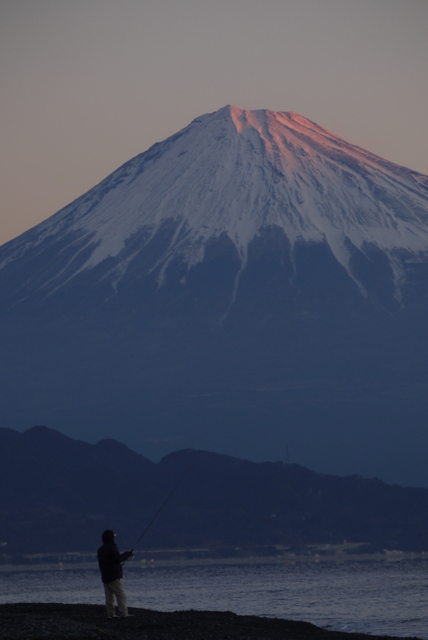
1,105,428,486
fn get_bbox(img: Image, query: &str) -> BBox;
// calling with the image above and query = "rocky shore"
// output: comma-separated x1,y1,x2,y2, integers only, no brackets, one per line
0,603,422,640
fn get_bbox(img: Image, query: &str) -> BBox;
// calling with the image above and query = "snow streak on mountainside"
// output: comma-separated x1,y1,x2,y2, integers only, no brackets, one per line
2,105,428,296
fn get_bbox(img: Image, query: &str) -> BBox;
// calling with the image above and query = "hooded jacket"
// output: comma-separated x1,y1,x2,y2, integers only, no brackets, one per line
97,531,133,583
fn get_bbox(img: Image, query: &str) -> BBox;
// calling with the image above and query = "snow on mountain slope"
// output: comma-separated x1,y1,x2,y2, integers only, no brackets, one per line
2,105,428,294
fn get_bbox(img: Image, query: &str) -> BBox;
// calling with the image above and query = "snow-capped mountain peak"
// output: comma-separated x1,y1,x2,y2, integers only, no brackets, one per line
2,105,428,296
3,108,428,488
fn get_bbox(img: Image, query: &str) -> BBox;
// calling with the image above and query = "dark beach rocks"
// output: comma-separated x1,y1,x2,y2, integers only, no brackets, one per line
0,603,422,640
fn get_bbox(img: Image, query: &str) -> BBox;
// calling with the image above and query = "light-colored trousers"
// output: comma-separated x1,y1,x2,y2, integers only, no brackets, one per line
103,578,128,617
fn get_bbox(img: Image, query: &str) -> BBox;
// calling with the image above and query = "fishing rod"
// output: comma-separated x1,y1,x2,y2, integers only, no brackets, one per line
132,466,191,551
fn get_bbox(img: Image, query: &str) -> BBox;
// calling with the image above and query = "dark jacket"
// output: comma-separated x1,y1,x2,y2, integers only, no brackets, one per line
97,541,132,583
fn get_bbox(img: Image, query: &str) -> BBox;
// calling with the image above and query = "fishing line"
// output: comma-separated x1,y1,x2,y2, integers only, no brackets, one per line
133,466,191,550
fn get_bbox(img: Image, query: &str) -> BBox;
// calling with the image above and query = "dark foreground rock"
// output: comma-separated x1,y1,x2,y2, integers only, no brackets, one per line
0,604,422,640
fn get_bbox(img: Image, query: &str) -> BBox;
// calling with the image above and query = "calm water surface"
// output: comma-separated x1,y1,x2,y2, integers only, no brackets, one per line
1,560,427,638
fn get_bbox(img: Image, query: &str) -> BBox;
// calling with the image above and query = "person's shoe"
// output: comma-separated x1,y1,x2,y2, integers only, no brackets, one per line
119,614,134,618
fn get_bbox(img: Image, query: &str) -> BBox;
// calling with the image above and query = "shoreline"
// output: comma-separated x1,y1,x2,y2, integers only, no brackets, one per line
1,549,427,572
0,602,423,640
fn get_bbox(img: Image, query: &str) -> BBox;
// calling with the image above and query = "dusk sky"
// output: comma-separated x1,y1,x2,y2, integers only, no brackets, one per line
1,0,427,246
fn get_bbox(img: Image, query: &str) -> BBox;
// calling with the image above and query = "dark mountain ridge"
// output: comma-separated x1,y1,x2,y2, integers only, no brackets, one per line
1,426,428,556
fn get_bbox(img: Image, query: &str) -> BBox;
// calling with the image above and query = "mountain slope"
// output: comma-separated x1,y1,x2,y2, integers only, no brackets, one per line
1,106,428,486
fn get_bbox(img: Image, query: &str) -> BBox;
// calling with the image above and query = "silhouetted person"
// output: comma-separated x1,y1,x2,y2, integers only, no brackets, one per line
97,530,133,618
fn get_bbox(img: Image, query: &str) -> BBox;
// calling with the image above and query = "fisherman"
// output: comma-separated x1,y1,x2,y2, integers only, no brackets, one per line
97,530,134,618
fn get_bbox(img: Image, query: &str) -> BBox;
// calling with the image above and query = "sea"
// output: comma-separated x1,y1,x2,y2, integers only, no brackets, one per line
1,559,427,638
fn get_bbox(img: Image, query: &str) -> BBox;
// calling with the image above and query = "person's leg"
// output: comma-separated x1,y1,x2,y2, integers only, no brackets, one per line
109,579,128,617
103,583,116,618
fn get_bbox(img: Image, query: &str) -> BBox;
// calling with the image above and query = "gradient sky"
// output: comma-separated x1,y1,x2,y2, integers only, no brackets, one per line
1,0,427,246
